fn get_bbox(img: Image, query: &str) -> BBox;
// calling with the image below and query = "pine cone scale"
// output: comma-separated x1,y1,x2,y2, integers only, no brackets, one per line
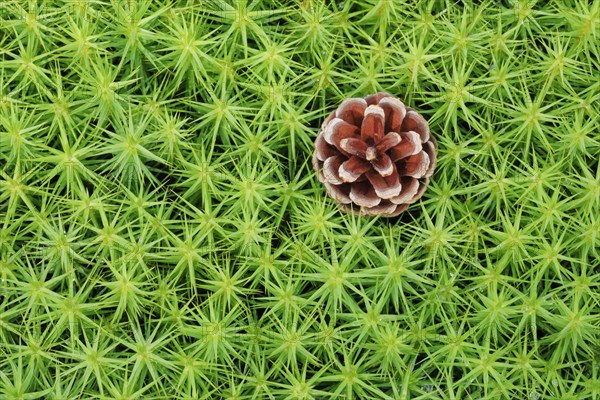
402,110,430,143
399,151,430,178
379,97,407,133
390,132,422,161
361,202,398,216
364,92,391,105
390,177,420,204
322,156,345,185
371,154,394,177
339,156,370,183
336,98,368,126
366,171,402,199
375,132,402,154
409,180,429,204
349,181,381,207
315,134,336,161
325,182,352,204
314,92,437,217
339,138,368,158
324,118,359,147
423,141,437,178
361,105,385,142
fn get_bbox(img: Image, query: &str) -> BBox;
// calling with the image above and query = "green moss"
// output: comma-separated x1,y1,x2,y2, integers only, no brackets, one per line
0,0,599,398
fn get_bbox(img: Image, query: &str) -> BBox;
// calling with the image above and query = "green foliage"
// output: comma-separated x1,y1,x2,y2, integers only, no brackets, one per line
1,0,599,398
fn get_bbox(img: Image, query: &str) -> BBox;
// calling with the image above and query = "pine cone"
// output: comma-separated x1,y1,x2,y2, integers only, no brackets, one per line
313,92,437,217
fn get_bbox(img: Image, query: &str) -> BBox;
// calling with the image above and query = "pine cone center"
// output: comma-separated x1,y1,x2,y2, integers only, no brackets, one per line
313,92,438,217
365,146,377,161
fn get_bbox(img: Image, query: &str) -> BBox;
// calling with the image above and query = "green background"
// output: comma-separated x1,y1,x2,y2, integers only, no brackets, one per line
0,0,599,398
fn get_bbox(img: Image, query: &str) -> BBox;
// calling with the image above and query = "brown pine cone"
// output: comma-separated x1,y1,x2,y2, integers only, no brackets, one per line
312,92,437,217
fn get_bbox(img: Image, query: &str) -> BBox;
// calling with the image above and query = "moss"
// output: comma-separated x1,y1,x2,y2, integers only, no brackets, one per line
0,0,598,398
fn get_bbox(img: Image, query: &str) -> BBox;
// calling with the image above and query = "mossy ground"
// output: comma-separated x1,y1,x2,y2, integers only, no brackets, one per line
0,0,599,399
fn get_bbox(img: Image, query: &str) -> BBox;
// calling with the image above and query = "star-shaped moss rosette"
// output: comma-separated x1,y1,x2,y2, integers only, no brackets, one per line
313,92,437,217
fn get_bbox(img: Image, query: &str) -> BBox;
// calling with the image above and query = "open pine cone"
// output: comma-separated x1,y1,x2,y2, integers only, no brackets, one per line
313,92,437,217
